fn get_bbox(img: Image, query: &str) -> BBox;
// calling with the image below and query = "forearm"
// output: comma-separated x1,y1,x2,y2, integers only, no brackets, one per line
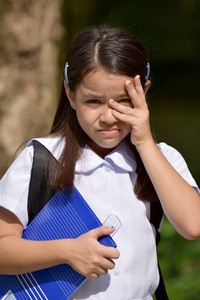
0,226,119,277
0,236,70,275
136,139,200,239
110,76,200,238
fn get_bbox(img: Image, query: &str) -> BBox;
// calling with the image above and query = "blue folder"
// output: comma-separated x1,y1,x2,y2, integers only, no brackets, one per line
0,187,116,300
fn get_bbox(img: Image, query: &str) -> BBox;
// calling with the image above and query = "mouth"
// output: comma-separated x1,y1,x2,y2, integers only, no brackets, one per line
98,128,120,136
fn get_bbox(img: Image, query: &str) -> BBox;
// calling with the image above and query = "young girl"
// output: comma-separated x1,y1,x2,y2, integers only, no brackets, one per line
0,25,200,300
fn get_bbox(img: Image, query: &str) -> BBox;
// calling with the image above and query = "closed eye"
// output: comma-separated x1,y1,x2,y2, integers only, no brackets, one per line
86,99,100,104
119,98,132,104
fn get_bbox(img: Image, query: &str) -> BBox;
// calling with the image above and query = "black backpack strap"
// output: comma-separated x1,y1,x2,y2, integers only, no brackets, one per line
155,263,169,300
150,201,169,300
150,201,164,232
27,140,57,225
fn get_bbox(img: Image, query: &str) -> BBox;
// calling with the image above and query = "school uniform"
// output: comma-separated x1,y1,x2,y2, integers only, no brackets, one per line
0,137,199,300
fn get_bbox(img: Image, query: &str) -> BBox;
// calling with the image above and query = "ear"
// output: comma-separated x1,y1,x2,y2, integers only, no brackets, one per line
144,80,151,95
64,80,76,109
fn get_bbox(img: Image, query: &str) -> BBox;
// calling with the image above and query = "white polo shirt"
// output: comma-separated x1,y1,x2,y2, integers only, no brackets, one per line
0,137,199,300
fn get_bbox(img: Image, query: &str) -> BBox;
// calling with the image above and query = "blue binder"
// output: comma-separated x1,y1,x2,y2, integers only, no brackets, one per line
0,187,116,300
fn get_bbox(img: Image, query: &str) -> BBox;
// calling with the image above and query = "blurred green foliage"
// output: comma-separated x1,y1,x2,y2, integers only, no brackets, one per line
60,1,200,299
158,217,200,299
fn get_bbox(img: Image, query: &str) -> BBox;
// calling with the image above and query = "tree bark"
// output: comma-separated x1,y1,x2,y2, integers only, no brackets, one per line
0,0,64,177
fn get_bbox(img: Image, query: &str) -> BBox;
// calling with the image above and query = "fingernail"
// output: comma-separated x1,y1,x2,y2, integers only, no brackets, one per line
127,80,131,85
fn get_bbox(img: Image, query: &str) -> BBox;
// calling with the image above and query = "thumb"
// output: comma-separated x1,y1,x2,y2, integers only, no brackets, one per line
92,226,115,239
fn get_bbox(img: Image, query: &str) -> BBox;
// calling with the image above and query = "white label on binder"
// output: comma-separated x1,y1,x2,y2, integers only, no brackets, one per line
103,213,122,237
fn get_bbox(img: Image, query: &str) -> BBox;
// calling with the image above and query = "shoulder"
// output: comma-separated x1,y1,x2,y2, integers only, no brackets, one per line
1,144,34,180
157,142,199,191
0,135,64,228
0,145,34,228
157,142,191,170
27,135,65,161
157,142,184,163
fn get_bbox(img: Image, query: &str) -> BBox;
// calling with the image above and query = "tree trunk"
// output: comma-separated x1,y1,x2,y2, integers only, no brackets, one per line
0,0,64,177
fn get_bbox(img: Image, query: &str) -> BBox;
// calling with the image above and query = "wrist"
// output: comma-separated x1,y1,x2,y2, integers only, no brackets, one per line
135,137,156,156
57,238,75,265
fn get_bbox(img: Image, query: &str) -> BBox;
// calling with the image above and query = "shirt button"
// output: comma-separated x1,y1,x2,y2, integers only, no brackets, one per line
114,268,120,276
105,166,111,172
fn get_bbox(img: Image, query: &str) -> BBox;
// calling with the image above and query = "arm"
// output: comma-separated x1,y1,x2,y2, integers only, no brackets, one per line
110,76,200,240
0,207,119,277
136,139,200,240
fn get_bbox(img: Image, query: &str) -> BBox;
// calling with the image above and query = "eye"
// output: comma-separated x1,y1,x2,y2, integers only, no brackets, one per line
119,98,132,104
86,99,100,104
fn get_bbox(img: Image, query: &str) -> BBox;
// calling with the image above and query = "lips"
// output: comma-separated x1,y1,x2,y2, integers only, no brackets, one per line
98,128,120,136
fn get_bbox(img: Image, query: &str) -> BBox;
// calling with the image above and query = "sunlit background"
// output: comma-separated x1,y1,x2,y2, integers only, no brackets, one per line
0,1,199,299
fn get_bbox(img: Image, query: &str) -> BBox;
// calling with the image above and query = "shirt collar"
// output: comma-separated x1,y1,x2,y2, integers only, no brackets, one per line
75,140,137,174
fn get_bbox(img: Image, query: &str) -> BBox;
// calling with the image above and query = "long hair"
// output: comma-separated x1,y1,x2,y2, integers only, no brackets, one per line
50,25,159,202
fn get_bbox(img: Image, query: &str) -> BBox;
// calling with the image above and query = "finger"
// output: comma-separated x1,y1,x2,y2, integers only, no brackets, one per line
112,108,137,125
89,272,100,279
91,226,115,239
103,247,120,260
109,99,135,117
94,261,114,276
89,267,107,278
98,267,108,275
102,257,116,270
125,78,146,108
133,75,145,95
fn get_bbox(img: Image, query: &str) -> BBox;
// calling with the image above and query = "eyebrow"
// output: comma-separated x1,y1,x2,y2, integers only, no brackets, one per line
82,92,129,99
82,93,104,99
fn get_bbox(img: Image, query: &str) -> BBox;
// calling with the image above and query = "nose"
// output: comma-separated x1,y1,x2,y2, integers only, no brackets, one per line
99,104,118,124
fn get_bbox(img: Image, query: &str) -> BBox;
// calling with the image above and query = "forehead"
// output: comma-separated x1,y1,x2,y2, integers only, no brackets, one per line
75,68,130,98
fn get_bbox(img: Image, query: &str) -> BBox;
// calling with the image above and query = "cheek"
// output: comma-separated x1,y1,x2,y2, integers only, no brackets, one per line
124,123,132,133
77,107,98,122
76,110,94,130
120,123,131,140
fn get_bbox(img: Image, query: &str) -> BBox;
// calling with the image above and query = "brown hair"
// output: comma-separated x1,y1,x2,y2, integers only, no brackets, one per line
50,25,158,203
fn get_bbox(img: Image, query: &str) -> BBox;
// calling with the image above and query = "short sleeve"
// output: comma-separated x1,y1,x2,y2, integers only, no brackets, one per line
0,145,34,228
158,142,199,194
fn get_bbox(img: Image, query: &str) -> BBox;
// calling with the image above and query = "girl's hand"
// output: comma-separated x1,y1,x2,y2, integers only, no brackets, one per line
109,75,152,150
0,210,119,275
63,226,120,279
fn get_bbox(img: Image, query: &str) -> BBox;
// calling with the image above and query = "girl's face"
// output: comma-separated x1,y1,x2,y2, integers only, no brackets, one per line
65,68,134,158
